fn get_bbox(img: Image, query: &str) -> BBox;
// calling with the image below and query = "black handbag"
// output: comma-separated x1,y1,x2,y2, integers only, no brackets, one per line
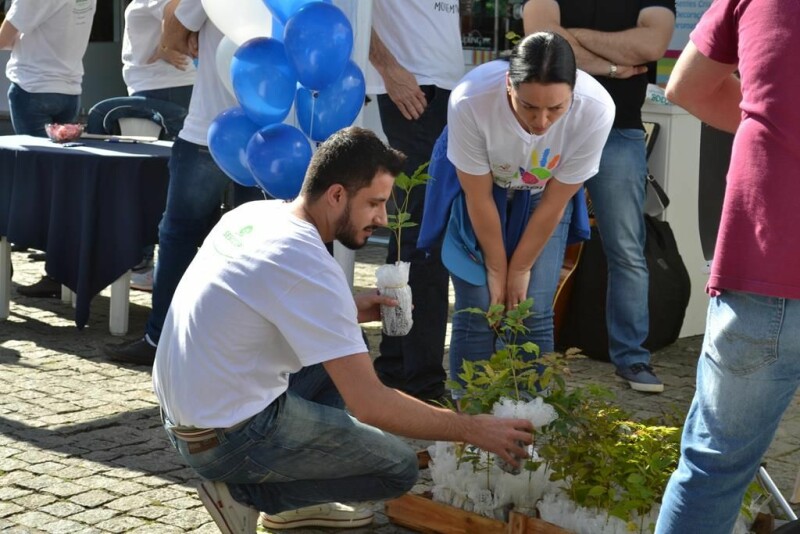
557,215,691,360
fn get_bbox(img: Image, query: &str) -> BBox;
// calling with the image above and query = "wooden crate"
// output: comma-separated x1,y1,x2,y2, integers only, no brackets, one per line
385,493,572,534
387,493,774,534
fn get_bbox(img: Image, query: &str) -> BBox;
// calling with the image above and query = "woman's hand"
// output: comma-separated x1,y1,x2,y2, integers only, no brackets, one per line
354,289,398,323
505,267,531,310
487,267,507,308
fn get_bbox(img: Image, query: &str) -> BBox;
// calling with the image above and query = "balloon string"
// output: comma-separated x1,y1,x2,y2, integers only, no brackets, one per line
309,91,319,141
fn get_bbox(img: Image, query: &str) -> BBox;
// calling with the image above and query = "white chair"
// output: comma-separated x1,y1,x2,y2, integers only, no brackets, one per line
117,117,163,139
107,117,164,335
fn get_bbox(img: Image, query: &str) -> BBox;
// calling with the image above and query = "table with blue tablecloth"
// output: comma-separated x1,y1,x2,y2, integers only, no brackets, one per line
0,135,171,333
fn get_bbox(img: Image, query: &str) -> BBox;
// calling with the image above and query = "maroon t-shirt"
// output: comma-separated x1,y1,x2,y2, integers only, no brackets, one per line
692,0,800,299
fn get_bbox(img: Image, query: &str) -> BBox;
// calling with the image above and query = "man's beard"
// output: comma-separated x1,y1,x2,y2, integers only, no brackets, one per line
334,200,374,250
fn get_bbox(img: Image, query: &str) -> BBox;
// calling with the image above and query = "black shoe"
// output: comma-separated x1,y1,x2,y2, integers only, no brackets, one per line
27,252,46,262
10,243,28,252
106,337,157,365
17,275,60,298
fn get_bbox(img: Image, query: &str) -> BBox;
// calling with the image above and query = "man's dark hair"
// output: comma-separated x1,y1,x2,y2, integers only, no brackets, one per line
508,32,577,89
301,126,406,201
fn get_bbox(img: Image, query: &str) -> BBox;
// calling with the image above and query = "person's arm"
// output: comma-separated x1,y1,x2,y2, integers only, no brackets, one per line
505,179,581,308
523,0,619,76
569,7,676,67
523,0,651,79
665,41,741,134
0,18,19,50
457,168,508,307
369,29,427,120
324,353,534,466
160,0,198,58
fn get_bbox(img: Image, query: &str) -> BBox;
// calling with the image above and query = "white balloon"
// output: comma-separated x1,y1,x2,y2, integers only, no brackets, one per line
201,0,274,46
215,36,238,97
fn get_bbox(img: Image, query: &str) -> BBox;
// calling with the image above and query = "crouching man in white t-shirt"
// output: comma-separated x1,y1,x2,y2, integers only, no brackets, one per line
152,127,534,534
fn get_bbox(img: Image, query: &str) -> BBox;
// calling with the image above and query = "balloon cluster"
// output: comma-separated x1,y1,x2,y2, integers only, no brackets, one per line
204,0,366,199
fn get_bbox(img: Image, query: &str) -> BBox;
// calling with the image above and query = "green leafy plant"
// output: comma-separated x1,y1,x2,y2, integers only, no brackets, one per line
443,300,768,532
386,161,431,263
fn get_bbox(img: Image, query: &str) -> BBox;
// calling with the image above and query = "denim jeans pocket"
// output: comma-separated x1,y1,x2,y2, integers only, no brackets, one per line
704,290,782,375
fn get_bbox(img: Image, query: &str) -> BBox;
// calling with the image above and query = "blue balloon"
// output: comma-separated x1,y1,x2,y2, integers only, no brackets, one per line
246,124,312,200
271,17,284,41
262,0,331,25
207,107,260,187
284,3,353,90
296,61,365,142
231,38,297,126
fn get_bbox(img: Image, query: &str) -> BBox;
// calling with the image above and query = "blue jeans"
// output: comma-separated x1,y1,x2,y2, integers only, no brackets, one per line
146,138,263,343
164,364,419,513
374,86,450,399
585,128,649,368
656,290,800,533
449,194,573,385
86,85,192,140
7,83,80,137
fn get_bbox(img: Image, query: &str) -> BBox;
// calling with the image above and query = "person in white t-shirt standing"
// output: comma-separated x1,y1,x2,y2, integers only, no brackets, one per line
0,0,97,298
152,126,535,534
0,0,96,136
86,0,197,291
105,0,261,366
367,0,463,402
87,0,196,141
438,32,614,391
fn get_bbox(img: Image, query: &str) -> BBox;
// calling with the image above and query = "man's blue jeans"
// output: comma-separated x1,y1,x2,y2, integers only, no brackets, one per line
656,290,800,534
86,85,192,140
449,194,573,385
164,364,419,513
7,83,80,137
374,86,450,399
585,128,650,368
145,138,263,343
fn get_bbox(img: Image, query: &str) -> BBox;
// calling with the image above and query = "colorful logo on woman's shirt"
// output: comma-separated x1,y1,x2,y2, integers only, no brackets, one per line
520,148,561,185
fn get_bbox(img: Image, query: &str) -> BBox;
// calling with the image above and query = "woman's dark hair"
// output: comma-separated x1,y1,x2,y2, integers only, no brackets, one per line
508,32,576,89
301,126,406,202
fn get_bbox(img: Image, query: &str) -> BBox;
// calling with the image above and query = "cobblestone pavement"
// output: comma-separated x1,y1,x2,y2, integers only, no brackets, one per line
2,244,800,533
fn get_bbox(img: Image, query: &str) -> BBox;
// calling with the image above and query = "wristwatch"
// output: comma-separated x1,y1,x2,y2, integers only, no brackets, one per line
608,62,618,78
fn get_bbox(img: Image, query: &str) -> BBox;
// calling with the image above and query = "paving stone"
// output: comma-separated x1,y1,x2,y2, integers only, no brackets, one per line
95,515,147,533
156,508,215,530
0,502,24,518
68,489,117,508
128,505,173,520
41,481,89,498
128,524,185,534
41,519,90,534
38,501,84,518
69,508,119,525
106,495,155,512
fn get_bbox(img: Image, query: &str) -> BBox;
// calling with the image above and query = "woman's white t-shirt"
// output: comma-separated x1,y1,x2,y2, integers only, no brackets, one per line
5,0,97,95
447,60,615,193
122,0,196,95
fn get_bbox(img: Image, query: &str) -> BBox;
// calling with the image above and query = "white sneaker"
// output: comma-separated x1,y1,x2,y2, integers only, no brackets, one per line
130,268,153,292
259,502,374,529
196,480,258,534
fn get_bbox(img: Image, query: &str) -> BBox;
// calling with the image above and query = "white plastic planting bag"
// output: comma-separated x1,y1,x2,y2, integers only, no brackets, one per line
375,261,412,336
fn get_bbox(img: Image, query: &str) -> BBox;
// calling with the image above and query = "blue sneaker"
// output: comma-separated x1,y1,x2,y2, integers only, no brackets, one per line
615,363,664,393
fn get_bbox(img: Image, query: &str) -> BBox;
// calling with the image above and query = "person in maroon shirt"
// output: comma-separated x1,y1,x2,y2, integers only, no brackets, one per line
656,1,800,532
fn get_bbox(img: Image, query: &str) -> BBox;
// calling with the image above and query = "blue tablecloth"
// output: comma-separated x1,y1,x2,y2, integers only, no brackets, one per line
0,135,171,329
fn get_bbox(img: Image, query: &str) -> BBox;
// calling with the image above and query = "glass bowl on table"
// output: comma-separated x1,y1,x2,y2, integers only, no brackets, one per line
44,123,85,143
